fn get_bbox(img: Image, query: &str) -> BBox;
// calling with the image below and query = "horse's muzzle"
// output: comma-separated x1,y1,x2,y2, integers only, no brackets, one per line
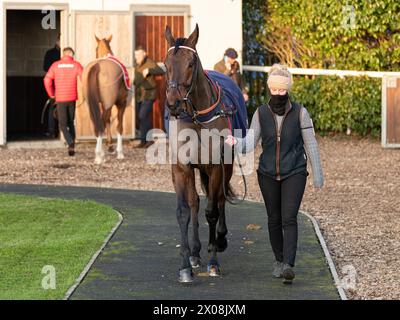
168,100,184,117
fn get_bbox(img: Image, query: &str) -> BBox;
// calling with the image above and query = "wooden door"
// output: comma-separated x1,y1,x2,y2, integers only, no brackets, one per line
74,12,134,140
383,76,400,147
135,15,184,130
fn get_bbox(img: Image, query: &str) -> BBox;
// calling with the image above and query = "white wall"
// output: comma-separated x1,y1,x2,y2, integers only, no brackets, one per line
118,0,243,69
0,0,242,144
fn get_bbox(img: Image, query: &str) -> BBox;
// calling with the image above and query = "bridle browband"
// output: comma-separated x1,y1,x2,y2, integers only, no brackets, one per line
167,46,196,54
165,46,221,122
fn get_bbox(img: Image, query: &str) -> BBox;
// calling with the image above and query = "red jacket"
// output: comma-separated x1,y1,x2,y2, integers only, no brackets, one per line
44,55,83,103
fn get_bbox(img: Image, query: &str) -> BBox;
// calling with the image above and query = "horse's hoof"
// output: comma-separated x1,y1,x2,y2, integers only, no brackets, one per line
189,256,201,269
117,153,125,160
178,268,194,283
94,157,104,165
207,264,221,277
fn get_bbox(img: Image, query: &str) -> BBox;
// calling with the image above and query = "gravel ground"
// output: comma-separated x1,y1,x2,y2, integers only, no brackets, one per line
0,135,399,300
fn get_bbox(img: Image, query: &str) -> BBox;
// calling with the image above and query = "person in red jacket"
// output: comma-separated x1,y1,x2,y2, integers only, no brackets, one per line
44,47,83,156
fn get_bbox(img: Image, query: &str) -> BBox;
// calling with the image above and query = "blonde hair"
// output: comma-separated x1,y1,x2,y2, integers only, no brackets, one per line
267,63,293,91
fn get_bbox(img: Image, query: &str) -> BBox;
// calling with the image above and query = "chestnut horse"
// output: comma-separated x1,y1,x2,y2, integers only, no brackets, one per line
82,35,130,164
165,25,242,283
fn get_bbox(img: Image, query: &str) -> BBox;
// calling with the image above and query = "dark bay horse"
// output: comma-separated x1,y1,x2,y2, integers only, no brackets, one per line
82,35,130,164
165,25,243,283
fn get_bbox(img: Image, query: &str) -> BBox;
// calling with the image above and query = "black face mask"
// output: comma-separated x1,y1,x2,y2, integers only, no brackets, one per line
269,93,289,116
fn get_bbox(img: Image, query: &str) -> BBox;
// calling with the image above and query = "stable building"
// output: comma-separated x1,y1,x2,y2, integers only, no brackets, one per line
0,0,243,145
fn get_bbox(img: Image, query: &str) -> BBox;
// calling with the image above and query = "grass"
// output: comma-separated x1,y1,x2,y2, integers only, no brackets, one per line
0,193,119,300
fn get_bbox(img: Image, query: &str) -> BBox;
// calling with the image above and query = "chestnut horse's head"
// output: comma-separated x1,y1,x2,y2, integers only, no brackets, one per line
95,35,113,58
164,24,199,117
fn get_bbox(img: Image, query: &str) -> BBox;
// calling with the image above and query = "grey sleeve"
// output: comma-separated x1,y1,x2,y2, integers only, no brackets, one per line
301,107,324,188
235,108,261,154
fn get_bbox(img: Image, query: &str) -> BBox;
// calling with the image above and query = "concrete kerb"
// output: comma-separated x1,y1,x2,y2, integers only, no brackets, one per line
63,209,124,300
300,210,347,300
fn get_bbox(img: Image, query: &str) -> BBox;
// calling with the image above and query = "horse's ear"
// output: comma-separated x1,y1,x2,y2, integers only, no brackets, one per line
165,26,175,47
106,34,113,42
95,35,100,43
186,24,199,48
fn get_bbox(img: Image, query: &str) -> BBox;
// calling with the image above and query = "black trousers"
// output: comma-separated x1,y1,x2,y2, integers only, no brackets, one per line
57,101,76,146
136,99,154,142
257,171,307,267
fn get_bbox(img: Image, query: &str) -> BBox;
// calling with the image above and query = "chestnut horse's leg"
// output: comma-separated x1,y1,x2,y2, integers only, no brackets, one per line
116,104,126,160
172,164,194,283
95,135,104,164
103,107,114,154
94,102,105,164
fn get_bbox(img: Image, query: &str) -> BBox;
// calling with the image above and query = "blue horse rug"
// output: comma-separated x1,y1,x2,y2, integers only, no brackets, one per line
164,70,248,137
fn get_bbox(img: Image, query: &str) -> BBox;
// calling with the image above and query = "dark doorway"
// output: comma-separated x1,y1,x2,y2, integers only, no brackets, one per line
6,10,60,141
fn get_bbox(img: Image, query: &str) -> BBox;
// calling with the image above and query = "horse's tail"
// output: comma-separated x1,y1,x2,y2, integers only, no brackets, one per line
86,63,104,135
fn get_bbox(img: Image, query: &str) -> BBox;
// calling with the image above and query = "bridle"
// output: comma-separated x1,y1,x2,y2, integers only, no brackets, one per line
165,46,221,123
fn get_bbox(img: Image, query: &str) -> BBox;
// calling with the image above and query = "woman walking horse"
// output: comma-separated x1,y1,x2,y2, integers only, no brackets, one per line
164,25,247,282
82,35,131,164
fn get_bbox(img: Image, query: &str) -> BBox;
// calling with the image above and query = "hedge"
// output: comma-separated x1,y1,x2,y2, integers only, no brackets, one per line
291,76,381,136
244,72,381,137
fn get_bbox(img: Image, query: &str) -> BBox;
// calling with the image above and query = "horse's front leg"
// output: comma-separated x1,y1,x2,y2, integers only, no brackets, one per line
172,164,193,283
187,169,201,269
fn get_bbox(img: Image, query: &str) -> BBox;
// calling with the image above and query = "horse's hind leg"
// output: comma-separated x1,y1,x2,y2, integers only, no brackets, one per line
206,164,231,275
116,105,126,160
93,102,106,164
216,197,228,252
205,170,222,276
206,198,220,276
95,135,105,164
172,164,193,283
216,164,233,252
102,107,114,154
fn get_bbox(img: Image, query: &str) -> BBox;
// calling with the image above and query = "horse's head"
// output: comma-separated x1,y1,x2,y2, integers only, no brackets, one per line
164,24,199,117
95,35,113,58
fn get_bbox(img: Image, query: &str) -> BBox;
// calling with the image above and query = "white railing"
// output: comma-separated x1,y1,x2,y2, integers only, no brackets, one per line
242,65,400,78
